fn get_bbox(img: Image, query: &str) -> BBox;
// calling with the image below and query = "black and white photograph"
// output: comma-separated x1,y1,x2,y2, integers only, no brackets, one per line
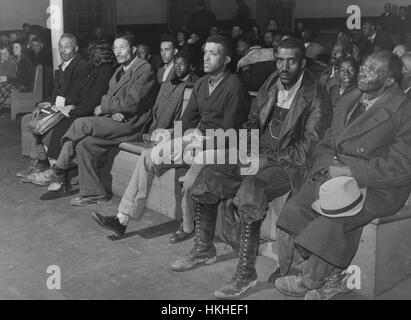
0,0,411,306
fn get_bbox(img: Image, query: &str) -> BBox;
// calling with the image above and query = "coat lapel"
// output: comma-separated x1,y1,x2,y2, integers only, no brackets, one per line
335,85,406,145
278,71,316,140
110,58,146,95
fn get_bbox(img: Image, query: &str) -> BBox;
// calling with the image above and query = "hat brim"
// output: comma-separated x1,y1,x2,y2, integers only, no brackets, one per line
311,188,367,218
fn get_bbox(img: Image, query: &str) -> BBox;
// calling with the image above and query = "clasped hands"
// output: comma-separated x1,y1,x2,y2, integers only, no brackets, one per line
328,157,352,178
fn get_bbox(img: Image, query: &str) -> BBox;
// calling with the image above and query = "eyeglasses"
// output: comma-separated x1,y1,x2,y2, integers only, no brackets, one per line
359,65,377,78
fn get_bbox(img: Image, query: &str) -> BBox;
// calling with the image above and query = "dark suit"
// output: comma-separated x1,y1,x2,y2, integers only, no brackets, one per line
47,63,115,159
356,32,394,60
147,74,198,134
277,85,411,269
62,57,159,197
48,54,92,104
380,12,399,33
157,64,176,83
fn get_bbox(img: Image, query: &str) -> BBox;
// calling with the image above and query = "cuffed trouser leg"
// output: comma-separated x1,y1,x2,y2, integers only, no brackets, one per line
276,228,341,290
118,149,155,220
76,136,117,197
55,140,76,170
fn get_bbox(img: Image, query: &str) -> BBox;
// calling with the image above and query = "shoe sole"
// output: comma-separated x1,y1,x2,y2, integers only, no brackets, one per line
91,212,124,238
71,198,108,207
31,180,53,186
275,286,308,297
170,256,217,272
214,279,258,299
169,232,195,244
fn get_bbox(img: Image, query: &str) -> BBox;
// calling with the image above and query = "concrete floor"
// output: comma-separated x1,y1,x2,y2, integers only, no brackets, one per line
0,113,410,300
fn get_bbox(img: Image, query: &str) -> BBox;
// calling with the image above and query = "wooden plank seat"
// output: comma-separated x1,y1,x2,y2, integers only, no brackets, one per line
102,89,411,299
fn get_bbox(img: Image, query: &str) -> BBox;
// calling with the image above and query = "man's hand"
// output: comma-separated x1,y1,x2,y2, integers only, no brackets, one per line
112,113,125,122
328,165,352,178
94,105,103,117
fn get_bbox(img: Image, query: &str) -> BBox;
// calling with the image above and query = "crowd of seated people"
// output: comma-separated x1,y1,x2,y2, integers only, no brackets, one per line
9,1,411,301
0,22,54,113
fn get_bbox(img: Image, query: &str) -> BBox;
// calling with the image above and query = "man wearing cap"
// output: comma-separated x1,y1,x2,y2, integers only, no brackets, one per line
275,50,411,300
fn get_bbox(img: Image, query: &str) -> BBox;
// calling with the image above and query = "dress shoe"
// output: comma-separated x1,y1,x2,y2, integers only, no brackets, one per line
70,195,108,207
275,274,310,297
169,223,194,243
40,187,79,201
91,212,126,238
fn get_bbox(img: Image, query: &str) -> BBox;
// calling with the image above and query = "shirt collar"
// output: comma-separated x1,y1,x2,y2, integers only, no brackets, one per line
277,71,304,93
209,71,226,87
123,56,138,71
61,55,75,71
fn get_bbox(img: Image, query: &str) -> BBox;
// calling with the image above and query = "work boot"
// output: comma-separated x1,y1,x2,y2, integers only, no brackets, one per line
214,220,262,299
17,159,49,179
170,203,218,272
304,272,352,300
29,164,66,186
275,274,310,297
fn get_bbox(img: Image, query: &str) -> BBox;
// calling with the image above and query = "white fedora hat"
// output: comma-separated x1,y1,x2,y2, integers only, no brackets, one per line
312,176,367,218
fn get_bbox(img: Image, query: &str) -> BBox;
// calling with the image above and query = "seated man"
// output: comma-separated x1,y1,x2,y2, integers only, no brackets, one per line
17,33,92,178
28,33,159,206
328,57,359,109
157,36,178,83
236,35,276,91
170,37,332,299
275,51,411,300
401,53,411,98
143,51,199,137
91,35,250,242
319,39,353,89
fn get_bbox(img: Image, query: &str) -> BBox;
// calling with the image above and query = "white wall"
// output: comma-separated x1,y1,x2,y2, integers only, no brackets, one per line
0,0,50,30
116,0,256,25
296,0,411,18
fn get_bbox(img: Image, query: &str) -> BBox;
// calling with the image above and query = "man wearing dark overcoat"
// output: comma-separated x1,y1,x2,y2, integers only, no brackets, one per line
275,50,411,300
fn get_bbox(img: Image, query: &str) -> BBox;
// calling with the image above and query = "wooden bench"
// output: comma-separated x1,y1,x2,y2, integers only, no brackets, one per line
11,65,43,120
102,89,411,299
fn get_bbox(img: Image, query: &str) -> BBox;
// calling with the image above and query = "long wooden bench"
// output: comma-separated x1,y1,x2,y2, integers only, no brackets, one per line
101,90,411,299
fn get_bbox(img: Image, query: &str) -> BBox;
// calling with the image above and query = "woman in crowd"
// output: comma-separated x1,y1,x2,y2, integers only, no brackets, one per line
0,45,17,81
0,41,34,111
176,29,190,52
328,56,359,109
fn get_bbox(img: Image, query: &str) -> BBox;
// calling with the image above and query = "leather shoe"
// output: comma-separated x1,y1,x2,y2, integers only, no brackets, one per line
40,187,79,201
91,212,126,238
169,223,194,243
70,195,108,207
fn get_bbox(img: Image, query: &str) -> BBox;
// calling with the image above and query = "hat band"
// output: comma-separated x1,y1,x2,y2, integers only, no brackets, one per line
321,193,364,215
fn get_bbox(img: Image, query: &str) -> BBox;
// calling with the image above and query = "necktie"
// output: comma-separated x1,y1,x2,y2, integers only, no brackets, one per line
346,102,366,126
116,69,125,83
